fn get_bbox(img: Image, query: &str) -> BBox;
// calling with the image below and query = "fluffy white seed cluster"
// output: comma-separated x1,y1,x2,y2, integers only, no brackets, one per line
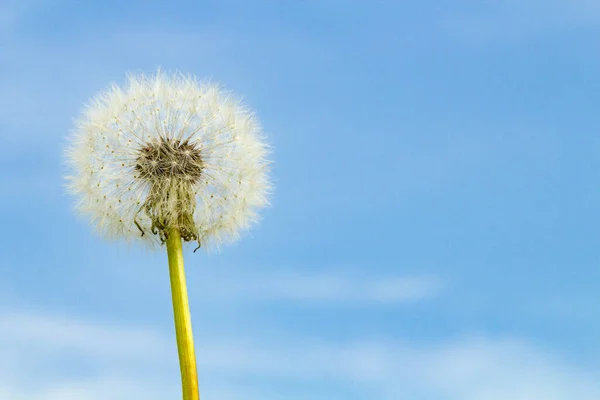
65,71,271,250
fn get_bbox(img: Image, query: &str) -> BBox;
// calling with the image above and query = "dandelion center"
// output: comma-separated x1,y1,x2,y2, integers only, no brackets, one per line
134,137,204,245
135,138,204,183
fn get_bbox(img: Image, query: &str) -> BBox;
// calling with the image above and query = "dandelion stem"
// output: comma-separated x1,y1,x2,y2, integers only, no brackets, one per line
166,227,200,400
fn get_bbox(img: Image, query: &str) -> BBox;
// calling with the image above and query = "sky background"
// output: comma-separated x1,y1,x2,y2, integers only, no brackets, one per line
1,0,600,399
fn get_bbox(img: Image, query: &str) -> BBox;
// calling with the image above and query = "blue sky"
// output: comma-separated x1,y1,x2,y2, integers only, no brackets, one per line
1,0,600,399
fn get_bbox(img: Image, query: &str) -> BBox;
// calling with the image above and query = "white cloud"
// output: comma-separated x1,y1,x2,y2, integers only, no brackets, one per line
1,309,599,400
193,271,442,304
0,377,175,400
0,311,170,360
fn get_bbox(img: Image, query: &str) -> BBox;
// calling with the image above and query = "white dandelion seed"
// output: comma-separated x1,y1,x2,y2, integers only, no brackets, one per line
65,70,272,251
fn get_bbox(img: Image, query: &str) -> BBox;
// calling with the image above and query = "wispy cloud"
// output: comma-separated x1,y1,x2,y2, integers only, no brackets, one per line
196,271,442,304
1,309,599,400
0,312,170,361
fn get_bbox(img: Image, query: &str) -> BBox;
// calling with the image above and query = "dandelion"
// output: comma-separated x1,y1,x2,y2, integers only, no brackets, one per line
64,70,271,400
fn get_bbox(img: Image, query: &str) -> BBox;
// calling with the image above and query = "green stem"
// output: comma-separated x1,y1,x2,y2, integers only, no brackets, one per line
166,227,200,400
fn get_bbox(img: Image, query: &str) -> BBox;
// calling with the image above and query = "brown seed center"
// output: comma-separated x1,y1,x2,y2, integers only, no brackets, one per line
133,137,204,246
135,137,204,182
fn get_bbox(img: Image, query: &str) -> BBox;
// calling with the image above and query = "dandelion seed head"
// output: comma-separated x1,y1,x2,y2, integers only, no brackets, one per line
65,70,272,250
